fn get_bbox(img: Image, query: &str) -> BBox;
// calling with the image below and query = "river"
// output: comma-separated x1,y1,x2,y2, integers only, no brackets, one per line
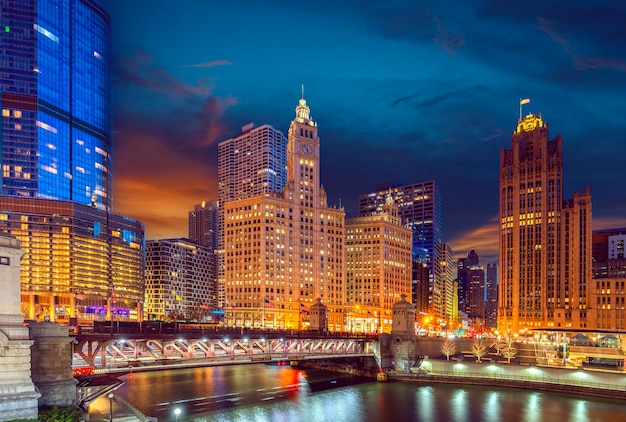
90,364,626,422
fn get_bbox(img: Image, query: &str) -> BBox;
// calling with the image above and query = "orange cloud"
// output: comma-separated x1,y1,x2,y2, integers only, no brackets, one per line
448,215,499,262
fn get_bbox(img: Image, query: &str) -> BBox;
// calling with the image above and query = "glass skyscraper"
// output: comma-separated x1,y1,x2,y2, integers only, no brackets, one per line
1,1,146,323
1,0,112,210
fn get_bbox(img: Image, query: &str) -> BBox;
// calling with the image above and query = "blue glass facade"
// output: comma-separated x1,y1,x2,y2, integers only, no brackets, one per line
1,0,112,210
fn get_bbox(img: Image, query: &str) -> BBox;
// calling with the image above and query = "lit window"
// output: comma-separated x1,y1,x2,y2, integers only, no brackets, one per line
0,257,9,265
13,110,22,118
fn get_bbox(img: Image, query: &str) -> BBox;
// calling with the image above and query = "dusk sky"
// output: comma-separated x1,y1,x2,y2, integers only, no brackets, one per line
105,1,626,262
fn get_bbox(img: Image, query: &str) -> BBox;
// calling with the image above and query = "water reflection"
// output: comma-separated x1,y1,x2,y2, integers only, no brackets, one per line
101,365,626,422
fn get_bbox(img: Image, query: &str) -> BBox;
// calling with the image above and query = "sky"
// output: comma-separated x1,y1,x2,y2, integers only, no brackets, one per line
105,1,626,263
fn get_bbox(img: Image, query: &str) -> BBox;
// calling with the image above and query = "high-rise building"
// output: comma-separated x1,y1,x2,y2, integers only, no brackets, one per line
0,197,144,322
222,95,345,331
412,259,429,317
498,112,592,334
485,263,498,328
144,239,216,320
590,228,626,330
359,181,443,318
0,1,146,322
188,200,219,250
1,0,112,209
458,250,485,322
441,242,456,328
217,124,288,309
345,197,412,333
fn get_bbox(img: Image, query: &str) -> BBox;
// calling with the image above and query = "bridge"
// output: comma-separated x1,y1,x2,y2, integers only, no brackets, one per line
73,325,377,408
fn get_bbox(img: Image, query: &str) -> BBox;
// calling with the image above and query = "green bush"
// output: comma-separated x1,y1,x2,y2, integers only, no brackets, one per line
37,406,82,422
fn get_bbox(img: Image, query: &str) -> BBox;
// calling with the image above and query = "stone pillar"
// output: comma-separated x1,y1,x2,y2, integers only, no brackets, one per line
29,322,77,407
0,234,40,421
308,298,328,332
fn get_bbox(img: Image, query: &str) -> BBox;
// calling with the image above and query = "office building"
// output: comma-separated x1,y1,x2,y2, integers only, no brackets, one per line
0,197,144,322
1,0,112,209
359,181,444,320
441,242,457,327
458,250,485,322
144,239,216,321
217,124,288,308
223,95,345,331
1,1,146,322
345,197,412,333
485,263,498,328
188,200,219,250
590,228,626,330
498,112,592,334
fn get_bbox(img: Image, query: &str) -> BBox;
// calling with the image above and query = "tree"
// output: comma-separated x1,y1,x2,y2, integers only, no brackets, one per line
440,338,457,360
492,340,506,356
470,338,488,362
501,337,517,364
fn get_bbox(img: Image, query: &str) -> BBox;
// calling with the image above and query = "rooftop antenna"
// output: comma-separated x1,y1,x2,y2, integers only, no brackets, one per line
301,84,305,99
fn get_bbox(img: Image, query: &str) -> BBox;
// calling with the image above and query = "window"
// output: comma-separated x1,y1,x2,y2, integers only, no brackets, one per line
0,257,9,265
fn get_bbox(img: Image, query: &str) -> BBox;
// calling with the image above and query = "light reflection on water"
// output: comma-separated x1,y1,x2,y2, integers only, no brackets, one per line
106,365,626,422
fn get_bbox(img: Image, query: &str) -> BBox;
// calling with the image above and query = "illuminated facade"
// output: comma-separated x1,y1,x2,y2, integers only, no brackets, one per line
223,95,345,331
359,181,444,319
217,124,288,309
498,112,592,334
1,0,112,209
0,198,144,322
590,228,626,330
188,200,219,251
345,198,412,333
145,239,216,321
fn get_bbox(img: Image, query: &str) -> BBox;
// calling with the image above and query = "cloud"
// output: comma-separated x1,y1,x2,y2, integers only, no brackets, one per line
449,216,499,262
433,17,465,56
181,60,234,68
112,49,238,239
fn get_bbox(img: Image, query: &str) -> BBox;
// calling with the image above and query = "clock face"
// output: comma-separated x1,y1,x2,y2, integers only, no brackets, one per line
301,143,313,156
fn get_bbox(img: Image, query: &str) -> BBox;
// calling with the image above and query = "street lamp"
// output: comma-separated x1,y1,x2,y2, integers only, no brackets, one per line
108,393,114,422
174,407,181,422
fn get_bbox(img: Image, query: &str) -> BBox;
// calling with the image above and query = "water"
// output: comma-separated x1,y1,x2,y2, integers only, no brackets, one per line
102,364,626,422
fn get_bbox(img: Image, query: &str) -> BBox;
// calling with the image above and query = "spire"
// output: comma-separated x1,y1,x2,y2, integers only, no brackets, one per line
295,85,311,122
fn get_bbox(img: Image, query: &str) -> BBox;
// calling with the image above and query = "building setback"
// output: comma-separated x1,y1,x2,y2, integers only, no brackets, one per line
498,112,592,334
0,197,144,322
359,181,445,322
345,197,412,333
223,95,345,331
145,239,216,320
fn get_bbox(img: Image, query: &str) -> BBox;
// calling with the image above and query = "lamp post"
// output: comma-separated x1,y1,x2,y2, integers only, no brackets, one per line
174,407,181,422
108,393,114,422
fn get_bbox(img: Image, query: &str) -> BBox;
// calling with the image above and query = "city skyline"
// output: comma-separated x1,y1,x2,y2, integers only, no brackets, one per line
105,1,626,262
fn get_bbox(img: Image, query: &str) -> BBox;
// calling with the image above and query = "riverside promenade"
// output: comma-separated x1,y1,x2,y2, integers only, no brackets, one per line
390,359,626,400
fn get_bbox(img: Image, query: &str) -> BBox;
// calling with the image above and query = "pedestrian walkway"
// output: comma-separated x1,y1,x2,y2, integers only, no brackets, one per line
87,395,143,421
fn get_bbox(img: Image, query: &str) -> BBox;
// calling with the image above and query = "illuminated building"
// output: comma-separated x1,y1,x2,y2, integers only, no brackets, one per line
359,181,444,321
223,95,345,331
188,200,219,251
0,2,146,322
1,0,112,209
441,242,456,327
498,112,592,334
590,228,626,330
345,197,412,333
457,250,486,323
0,198,144,322
485,263,498,328
217,124,288,309
412,259,429,316
145,239,216,321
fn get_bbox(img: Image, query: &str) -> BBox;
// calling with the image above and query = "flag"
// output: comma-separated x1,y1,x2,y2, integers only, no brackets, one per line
264,298,276,308
367,311,372,316
199,304,209,310
75,294,86,300
300,303,309,313
520,98,530,105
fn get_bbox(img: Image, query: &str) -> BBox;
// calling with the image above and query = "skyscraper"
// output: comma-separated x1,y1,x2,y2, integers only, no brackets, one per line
345,197,412,333
222,95,345,331
498,112,592,334
360,181,444,319
485,263,498,328
0,0,145,322
188,200,219,250
1,0,112,209
217,123,288,308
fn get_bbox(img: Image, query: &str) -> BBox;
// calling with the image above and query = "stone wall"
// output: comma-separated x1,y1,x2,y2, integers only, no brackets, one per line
29,322,77,407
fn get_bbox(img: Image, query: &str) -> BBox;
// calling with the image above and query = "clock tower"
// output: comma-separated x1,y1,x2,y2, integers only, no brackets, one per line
286,90,320,207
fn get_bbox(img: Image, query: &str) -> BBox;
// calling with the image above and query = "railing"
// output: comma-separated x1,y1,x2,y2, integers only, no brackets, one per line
412,369,626,392
112,394,158,422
